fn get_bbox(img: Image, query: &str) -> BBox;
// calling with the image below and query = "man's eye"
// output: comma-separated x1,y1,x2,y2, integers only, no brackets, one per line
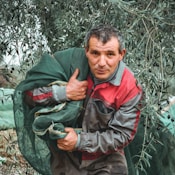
91,51,99,55
107,52,114,56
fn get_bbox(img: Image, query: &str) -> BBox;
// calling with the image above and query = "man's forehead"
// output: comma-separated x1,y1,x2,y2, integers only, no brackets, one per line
88,37,120,51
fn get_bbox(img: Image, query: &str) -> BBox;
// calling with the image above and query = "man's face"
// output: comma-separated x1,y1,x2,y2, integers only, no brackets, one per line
85,36,126,81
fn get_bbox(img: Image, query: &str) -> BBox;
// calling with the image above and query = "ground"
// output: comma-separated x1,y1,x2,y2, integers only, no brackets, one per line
0,129,40,175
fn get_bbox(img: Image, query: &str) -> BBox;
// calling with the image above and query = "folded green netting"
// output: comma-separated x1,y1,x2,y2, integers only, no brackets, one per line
32,80,83,139
160,98,175,136
13,48,89,175
126,100,175,175
0,88,15,130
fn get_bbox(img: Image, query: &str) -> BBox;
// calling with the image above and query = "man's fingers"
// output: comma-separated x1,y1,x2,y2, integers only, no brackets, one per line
66,68,88,101
82,81,88,87
64,127,73,132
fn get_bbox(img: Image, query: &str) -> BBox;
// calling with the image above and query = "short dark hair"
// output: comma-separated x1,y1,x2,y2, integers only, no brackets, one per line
84,24,125,52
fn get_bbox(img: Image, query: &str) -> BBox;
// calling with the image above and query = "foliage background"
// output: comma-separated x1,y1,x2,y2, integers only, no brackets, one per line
0,0,175,174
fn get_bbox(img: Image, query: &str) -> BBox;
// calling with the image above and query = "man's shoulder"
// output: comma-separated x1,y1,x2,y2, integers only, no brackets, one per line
124,67,135,78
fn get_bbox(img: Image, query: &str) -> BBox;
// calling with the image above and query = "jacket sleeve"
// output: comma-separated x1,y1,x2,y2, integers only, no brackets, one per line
77,92,142,153
25,85,68,107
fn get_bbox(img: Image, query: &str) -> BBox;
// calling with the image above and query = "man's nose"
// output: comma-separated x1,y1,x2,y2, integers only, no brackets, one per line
98,55,106,66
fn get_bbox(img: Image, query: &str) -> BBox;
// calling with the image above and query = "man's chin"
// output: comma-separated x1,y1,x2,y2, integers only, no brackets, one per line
94,74,108,81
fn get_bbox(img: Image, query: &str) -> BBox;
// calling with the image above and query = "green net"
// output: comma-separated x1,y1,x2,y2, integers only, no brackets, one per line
13,48,88,175
0,88,15,130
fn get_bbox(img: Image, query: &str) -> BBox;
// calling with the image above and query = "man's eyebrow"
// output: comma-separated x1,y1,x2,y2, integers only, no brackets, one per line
90,49,99,52
107,50,115,52
105,50,116,54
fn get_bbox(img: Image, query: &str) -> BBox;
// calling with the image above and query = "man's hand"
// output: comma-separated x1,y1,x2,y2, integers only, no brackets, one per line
57,128,78,151
66,68,88,101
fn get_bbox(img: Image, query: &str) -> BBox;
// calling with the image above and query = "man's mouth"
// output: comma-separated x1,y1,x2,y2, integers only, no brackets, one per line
96,68,107,73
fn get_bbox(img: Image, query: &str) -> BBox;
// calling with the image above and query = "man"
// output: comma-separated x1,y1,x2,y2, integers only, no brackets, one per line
22,24,142,175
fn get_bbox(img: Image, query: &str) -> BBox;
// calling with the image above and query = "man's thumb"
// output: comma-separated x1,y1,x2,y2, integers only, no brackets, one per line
70,68,79,80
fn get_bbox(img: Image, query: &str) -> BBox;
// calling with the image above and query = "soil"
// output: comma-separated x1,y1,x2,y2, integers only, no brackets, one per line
0,129,40,175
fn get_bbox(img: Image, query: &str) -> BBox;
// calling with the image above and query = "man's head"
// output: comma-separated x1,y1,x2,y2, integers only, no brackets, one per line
85,24,126,81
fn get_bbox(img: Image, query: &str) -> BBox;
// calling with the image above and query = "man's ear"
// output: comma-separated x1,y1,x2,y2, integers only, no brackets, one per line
120,49,126,60
85,46,88,52
84,47,89,56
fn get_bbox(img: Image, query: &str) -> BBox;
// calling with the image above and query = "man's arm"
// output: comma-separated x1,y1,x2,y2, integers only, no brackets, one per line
57,92,142,152
76,93,142,153
25,69,88,107
25,85,67,107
